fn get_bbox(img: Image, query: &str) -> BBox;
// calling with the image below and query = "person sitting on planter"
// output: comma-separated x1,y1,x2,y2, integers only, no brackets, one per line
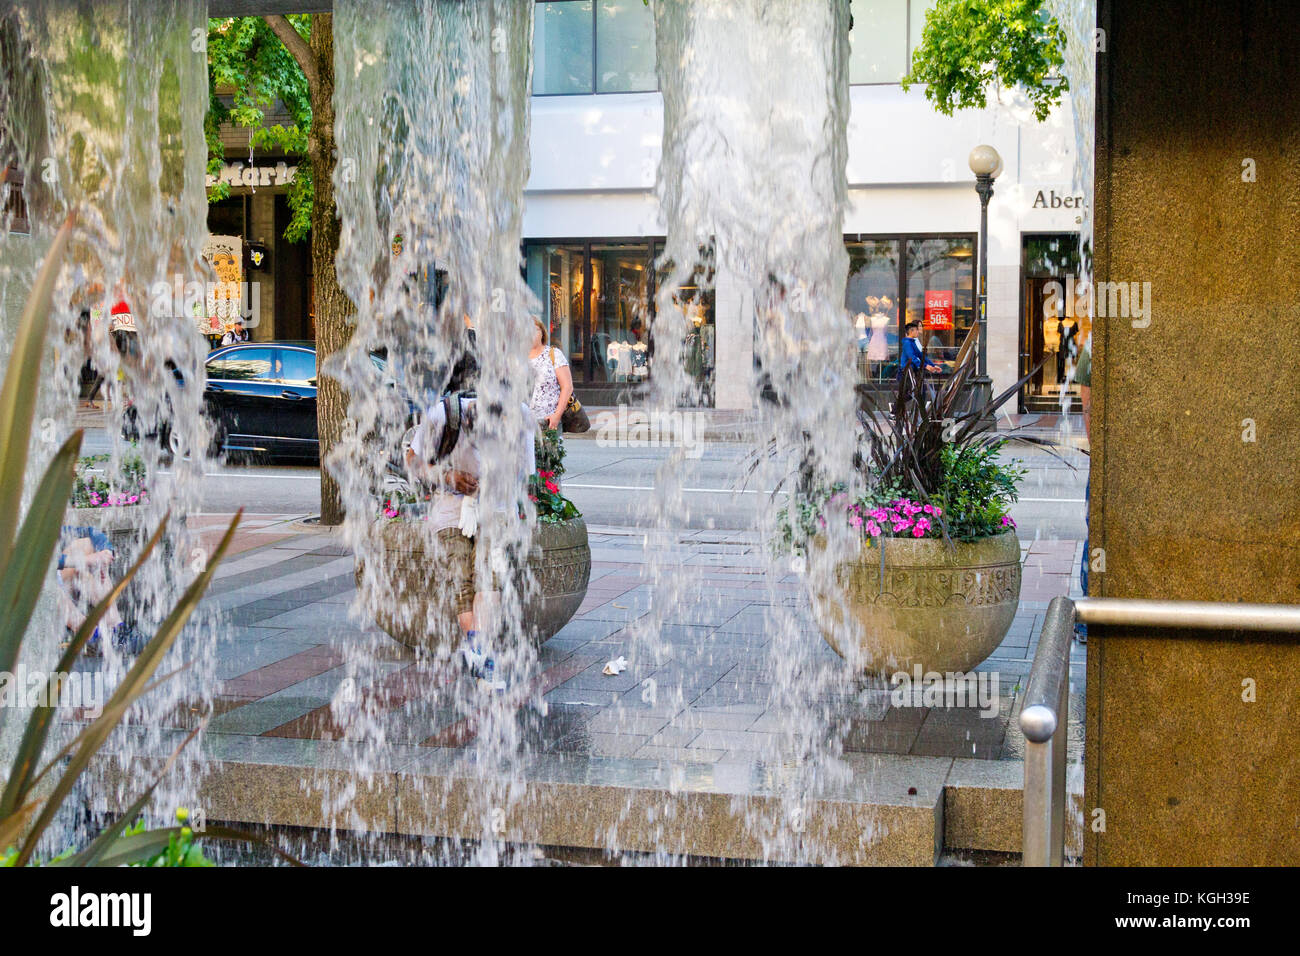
57,526,145,656
403,392,534,694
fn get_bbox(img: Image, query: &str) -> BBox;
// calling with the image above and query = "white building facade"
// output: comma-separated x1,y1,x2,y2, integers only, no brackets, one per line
523,0,1085,412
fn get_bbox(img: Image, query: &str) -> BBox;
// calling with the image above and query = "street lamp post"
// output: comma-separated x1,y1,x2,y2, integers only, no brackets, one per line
968,144,1002,407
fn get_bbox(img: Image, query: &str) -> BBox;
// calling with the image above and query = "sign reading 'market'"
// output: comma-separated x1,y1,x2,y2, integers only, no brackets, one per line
206,161,298,188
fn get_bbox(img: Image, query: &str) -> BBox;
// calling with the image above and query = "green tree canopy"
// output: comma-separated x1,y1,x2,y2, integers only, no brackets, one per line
204,16,313,241
901,0,1068,122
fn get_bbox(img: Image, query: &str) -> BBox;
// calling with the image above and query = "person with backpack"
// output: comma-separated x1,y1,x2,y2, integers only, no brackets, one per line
403,390,535,694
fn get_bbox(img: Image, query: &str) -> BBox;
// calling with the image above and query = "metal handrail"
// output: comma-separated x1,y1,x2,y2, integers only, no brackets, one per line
1019,595,1300,867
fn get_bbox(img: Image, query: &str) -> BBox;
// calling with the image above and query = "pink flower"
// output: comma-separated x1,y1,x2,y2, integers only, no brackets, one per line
865,520,881,537
849,514,863,528
1000,515,1016,529
914,517,931,535
892,520,911,533
544,479,559,494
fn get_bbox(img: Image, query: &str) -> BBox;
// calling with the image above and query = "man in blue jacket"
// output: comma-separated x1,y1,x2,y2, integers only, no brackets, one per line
899,321,943,376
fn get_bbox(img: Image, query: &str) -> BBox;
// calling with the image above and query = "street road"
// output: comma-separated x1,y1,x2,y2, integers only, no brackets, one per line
83,429,1089,538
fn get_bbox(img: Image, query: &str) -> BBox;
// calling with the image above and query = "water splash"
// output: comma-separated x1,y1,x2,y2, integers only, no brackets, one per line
637,0,864,863
327,0,538,863
0,0,220,856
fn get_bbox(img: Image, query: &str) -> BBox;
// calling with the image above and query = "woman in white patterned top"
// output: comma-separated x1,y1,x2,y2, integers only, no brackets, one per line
528,316,573,431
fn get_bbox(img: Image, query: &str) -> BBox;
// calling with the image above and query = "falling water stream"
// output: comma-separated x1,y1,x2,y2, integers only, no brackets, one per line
1,0,220,855
0,0,1095,864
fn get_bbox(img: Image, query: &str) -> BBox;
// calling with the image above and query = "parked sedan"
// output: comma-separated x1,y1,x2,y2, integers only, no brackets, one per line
204,341,325,459
204,341,419,461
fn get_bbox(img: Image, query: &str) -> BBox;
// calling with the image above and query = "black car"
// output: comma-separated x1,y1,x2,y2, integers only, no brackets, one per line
204,341,332,459
204,342,417,461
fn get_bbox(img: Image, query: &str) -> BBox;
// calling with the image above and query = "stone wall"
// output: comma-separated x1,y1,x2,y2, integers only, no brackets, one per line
1086,0,1300,865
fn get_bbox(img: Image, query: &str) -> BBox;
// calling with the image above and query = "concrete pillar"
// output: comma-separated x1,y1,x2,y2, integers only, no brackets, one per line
712,266,754,411
985,262,1020,400
1086,0,1300,865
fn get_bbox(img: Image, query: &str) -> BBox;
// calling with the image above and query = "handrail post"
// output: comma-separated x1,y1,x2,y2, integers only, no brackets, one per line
1021,596,1075,866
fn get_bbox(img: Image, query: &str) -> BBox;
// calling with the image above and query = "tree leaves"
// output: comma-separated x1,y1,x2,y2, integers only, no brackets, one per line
204,16,313,240
901,0,1068,122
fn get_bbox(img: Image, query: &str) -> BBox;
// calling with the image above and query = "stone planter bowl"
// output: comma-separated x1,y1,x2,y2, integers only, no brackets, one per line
813,531,1021,675
358,516,591,656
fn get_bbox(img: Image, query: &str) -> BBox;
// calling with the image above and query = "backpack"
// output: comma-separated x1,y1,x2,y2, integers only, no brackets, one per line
430,393,473,464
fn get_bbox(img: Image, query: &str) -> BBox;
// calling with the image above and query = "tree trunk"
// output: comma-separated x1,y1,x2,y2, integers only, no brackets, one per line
306,14,350,526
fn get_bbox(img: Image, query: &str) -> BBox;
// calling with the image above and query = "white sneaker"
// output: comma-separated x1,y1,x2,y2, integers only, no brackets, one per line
459,639,488,674
476,659,507,692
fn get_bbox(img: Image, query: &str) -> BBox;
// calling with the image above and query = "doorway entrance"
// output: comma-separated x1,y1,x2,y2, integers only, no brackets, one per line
1020,233,1083,413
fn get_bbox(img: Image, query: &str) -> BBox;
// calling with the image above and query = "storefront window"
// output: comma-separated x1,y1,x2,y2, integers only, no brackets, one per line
845,238,901,382
533,1,594,95
656,243,717,405
526,242,588,379
590,242,651,383
526,239,717,402
843,234,974,384
904,236,975,368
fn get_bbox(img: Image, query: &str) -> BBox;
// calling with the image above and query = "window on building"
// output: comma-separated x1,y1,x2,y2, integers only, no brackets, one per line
849,0,937,85
1021,233,1084,408
846,238,902,382
596,0,657,93
904,236,975,366
526,241,589,377
533,0,657,95
844,234,975,383
524,238,715,403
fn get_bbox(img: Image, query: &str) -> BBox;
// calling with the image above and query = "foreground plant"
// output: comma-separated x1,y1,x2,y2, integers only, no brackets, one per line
0,219,292,867
530,428,580,524
772,324,1059,551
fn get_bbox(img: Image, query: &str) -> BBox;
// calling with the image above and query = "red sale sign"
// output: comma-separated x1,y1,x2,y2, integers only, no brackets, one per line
924,290,953,330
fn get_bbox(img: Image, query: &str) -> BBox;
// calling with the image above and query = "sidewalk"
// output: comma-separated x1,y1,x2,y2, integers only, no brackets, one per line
185,522,1083,763
77,516,1088,862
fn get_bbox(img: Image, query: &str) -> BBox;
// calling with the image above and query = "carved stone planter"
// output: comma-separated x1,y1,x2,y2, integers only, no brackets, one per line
358,516,591,656
814,532,1021,675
